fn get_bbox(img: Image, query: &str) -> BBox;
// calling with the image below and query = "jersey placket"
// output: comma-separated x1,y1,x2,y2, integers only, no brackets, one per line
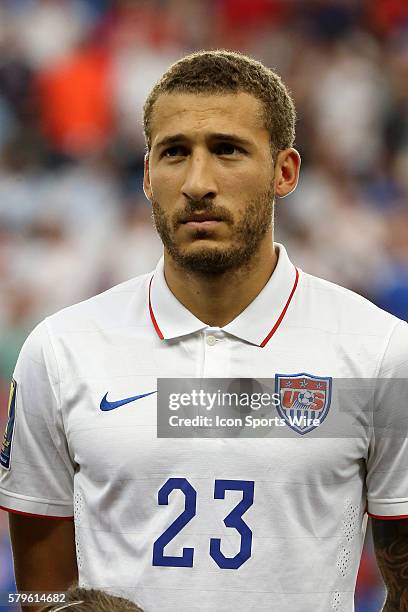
201,328,230,379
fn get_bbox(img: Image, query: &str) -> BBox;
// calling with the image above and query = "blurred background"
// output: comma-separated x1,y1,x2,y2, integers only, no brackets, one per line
0,0,407,610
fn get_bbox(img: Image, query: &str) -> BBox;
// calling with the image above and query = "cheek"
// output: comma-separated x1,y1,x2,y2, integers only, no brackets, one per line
227,178,267,208
226,166,271,191
150,171,180,202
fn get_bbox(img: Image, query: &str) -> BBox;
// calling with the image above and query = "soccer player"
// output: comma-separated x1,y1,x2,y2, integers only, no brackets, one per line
1,50,407,611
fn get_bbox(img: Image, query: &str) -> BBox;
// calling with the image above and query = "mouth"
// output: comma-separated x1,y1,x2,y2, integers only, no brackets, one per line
181,215,224,229
183,220,222,230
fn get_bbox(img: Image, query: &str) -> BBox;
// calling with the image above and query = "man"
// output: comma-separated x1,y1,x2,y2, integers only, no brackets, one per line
0,50,407,611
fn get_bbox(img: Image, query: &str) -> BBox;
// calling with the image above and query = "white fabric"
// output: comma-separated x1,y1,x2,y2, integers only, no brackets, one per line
1,243,407,612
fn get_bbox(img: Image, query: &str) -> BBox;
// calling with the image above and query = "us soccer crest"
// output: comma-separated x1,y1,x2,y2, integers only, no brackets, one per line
275,373,332,435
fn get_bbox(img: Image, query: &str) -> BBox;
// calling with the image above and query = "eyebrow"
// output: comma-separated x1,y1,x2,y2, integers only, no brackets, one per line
154,133,254,149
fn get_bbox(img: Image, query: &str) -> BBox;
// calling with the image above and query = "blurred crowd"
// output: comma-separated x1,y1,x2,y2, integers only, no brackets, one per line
0,1,407,610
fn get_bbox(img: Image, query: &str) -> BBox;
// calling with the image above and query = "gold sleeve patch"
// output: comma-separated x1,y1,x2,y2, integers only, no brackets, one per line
0,379,17,470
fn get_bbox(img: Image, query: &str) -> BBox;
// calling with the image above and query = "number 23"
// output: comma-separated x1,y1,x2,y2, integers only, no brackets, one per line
152,478,254,569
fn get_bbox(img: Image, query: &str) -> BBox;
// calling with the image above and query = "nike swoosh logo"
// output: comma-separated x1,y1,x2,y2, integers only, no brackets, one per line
100,391,157,411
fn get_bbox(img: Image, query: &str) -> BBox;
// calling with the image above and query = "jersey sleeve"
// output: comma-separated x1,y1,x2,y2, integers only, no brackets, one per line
366,320,408,519
0,319,74,517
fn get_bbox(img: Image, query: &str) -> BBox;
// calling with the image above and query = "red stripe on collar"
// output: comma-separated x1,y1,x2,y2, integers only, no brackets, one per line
149,267,299,345
149,276,164,340
260,267,299,348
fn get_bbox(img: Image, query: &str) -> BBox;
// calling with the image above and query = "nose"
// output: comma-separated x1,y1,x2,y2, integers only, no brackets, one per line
181,151,217,202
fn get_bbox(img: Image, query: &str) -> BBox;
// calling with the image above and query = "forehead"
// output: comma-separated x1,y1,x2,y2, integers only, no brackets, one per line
150,92,267,146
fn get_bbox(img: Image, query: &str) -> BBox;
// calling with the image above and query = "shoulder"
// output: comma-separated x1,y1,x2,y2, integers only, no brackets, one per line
298,269,402,334
45,271,152,334
18,271,153,365
296,270,408,375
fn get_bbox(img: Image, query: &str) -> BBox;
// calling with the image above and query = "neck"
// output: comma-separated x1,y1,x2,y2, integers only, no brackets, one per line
163,240,277,328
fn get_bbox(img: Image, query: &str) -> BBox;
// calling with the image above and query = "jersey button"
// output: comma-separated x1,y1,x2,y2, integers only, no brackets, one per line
206,335,217,346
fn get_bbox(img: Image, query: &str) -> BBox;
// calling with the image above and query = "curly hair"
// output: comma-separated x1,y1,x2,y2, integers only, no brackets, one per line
143,49,296,157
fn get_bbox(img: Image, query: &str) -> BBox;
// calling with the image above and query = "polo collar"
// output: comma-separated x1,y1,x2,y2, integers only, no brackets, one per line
148,243,299,347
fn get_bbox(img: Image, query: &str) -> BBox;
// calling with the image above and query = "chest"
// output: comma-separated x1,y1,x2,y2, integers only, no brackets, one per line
58,327,372,495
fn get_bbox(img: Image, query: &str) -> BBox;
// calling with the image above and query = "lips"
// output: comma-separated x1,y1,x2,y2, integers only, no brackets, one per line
182,215,222,223
184,219,222,231
182,216,224,231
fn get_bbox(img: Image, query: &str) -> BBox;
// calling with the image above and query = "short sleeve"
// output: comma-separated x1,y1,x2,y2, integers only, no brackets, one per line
0,320,74,517
366,320,408,519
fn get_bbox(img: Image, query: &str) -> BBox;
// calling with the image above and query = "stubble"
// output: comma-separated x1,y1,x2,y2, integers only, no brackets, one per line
151,188,275,275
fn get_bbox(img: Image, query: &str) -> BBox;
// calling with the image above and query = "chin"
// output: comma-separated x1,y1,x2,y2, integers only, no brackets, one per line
170,243,252,275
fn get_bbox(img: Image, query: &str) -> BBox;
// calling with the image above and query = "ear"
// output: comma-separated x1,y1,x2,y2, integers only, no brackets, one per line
143,153,153,202
274,148,301,198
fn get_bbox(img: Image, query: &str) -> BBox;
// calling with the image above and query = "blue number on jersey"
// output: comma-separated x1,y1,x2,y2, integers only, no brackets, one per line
152,477,196,567
152,478,254,569
210,479,254,569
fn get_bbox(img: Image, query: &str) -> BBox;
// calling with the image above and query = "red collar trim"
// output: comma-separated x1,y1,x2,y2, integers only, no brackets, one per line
259,267,299,347
149,276,164,340
148,267,299,345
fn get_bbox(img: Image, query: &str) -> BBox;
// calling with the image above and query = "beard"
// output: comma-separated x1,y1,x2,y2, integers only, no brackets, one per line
151,187,274,275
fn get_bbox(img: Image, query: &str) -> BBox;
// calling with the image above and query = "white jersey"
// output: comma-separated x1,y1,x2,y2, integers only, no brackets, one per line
1,243,408,612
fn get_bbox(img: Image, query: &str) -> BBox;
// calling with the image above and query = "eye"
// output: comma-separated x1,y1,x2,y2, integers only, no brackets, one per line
214,143,243,156
162,145,187,158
